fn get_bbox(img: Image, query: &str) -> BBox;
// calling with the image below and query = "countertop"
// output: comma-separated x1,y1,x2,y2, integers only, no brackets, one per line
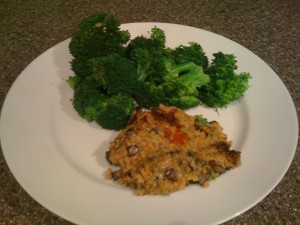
0,0,299,224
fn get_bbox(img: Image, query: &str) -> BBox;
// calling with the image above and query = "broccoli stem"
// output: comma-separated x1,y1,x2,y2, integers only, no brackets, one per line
171,62,197,74
136,62,151,82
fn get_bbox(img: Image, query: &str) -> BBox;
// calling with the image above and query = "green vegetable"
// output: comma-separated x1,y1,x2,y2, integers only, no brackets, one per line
67,13,135,130
69,12,130,78
96,94,136,130
171,42,209,68
162,62,211,109
195,115,208,126
70,77,107,122
68,76,135,130
126,26,168,83
198,52,251,107
67,13,251,131
88,54,138,96
126,28,211,109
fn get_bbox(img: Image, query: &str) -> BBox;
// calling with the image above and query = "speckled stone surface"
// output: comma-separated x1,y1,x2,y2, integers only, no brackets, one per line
0,0,299,224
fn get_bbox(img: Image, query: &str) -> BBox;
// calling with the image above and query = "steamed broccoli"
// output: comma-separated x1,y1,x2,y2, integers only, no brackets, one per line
124,27,211,109
126,27,168,83
67,13,136,130
68,76,135,130
127,45,168,108
88,54,138,96
123,27,169,108
150,26,166,47
67,13,251,131
96,94,136,130
69,13,130,59
171,42,209,69
134,81,167,108
125,29,210,109
132,58,210,109
162,62,211,109
70,77,107,122
69,13,130,78
198,52,251,107
70,57,91,78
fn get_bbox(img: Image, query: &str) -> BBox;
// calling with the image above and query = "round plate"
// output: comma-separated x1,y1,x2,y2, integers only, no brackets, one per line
0,23,298,225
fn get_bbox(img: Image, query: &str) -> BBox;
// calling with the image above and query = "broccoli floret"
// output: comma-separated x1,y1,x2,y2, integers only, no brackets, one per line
88,54,138,96
123,28,171,108
69,13,130,78
67,75,81,89
134,82,166,108
126,27,169,83
150,26,166,48
171,42,209,69
198,52,251,107
71,77,107,122
205,51,237,77
96,94,136,130
69,12,130,59
129,50,168,108
69,57,91,78
163,62,210,109
70,76,135,130
126,34,165,61
166,63,210,109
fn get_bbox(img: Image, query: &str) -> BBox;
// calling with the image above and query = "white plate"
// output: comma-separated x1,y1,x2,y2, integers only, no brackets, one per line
0,23,298,225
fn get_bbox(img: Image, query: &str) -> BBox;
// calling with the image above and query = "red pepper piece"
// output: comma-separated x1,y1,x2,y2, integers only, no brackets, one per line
164,128,187,145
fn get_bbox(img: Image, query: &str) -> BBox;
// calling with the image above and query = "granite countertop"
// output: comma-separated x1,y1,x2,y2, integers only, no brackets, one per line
0,0,299,224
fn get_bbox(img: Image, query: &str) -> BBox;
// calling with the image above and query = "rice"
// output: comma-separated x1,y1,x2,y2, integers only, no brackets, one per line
105,104,241,195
